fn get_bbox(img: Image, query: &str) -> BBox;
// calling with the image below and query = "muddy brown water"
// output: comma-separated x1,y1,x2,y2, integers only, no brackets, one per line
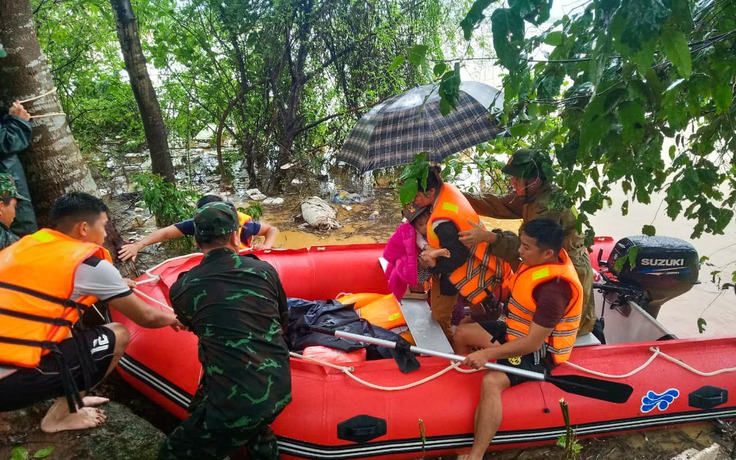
106,188,736,460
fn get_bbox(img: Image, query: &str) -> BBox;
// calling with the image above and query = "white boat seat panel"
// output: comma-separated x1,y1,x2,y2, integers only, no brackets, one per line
574,332,601,347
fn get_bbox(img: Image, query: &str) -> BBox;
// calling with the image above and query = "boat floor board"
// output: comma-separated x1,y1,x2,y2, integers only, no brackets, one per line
399,299,454,353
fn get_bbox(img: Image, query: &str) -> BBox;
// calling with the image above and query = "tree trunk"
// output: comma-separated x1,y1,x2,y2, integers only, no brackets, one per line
0,0,99,226
0,0,124,256
110,0,175,183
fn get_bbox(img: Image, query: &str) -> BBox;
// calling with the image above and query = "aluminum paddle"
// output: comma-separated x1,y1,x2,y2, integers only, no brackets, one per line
312,327,633,404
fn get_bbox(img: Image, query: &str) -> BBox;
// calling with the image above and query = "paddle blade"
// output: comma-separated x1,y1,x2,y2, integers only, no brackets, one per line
545,374,634,404
390,336,420,373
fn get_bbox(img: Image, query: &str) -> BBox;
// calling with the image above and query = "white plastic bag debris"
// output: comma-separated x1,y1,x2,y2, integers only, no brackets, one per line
246,188,267,201
300,196,341,230
263,197,285,205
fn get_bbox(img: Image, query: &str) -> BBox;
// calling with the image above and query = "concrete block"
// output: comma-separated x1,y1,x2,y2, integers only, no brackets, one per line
670,443,720,460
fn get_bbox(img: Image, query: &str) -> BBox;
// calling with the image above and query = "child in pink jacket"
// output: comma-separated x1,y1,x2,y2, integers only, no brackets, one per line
383,204,449,300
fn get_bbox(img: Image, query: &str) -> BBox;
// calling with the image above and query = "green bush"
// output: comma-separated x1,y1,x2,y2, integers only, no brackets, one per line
132,172,198,255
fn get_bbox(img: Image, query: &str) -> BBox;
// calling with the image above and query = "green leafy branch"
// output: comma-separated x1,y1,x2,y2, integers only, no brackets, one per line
444,0,735,244
398,153,430,206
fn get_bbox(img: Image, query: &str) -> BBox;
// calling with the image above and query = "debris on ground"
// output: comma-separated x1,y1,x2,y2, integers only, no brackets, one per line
246,188,267,201
332,190,364,204
300,196,341,230
263,197,284,205
671,443,721,460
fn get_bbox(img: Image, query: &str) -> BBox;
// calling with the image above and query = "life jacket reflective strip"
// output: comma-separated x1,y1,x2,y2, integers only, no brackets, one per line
236,211,253,249
426,184,512,304
504,249,583,364
0,229,111,368
448,244,512,304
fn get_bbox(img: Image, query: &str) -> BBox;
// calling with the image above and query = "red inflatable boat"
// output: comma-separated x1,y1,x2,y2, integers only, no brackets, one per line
112,237,736,459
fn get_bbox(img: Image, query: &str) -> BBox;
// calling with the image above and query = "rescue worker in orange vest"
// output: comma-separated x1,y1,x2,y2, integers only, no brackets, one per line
411,166,512,341
118,194,280,262
0,192,182,433
459,149,597,336
454,219,583,460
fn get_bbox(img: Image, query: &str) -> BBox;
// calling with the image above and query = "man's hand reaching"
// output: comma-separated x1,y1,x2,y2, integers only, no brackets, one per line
458,220,494,247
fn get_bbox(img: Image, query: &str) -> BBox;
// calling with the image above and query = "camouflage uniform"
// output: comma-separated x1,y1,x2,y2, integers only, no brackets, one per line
463,149,596,335
159,203,291,460
0,173,28,250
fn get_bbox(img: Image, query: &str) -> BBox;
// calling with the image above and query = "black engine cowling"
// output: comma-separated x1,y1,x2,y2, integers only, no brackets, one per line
607,235,699,317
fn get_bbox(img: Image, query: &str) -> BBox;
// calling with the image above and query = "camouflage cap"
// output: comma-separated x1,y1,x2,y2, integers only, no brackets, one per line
0,173,29,201
193,202,239,238
501,149,548,179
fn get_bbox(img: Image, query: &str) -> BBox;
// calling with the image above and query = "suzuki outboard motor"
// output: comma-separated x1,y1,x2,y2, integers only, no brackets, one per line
608,235,699,318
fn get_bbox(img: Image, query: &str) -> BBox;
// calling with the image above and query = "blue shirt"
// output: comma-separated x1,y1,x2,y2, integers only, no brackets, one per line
175,219,262,245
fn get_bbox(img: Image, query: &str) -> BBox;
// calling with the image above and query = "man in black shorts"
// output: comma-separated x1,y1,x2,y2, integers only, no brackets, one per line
454,219,584,460
0,192,182,433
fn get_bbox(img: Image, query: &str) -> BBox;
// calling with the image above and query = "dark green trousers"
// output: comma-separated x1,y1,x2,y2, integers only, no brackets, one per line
159,407,279,460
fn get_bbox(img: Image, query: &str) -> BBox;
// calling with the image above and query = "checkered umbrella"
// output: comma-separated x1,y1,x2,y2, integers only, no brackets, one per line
337,81,505,172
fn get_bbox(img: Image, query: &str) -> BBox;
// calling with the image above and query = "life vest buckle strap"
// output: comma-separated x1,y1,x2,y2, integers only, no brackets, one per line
0,336,61,350
0,281,88,312
0,307,74,327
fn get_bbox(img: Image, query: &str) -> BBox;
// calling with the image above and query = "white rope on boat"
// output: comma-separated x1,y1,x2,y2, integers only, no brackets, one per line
133,287,174,312
133,253,201,286
289,351,480,391
653,346,736,377
564,346,736,379
563,347,661,378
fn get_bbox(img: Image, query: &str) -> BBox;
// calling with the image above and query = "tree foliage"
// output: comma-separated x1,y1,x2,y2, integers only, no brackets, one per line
446,0,735,241
31,0,470,193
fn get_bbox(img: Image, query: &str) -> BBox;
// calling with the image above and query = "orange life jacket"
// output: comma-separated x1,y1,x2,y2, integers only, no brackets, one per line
504,249,583,364
356,294,406,330
426,184,512,304
237,211,253,249
0,229,112,368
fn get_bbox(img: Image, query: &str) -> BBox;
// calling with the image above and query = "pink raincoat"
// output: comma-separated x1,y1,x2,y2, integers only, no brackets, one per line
383,222,418,300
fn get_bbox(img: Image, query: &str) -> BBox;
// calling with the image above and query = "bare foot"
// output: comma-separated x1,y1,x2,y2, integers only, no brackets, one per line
41,406,107,433
82,396,110,407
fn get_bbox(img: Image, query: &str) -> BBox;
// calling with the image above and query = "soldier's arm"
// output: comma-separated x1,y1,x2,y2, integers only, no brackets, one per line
462,191,522,219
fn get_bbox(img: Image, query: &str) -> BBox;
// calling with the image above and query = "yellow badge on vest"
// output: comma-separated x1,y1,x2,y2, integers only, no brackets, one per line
531,267,550,281
441,202,459,213
32,230,55,243
508,356,522,366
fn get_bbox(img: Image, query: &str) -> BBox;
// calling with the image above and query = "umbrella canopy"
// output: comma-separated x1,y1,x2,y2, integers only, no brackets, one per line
337,81,505,172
